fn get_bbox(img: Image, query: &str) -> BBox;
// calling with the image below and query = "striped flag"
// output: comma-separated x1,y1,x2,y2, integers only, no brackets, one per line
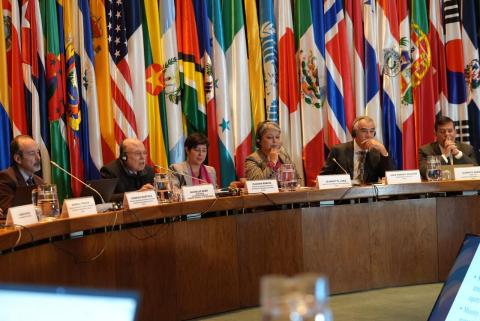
4,0,27,136
63,0,85,196
259,0,279,123
223,0,252,178
345,0,364,117
159,0,184,164
296,0,325,186
363,0,383,143
194,0,220,184
462,0,480,156
398,0,416,169
21,0,50,179
324,0,355,145
443,0,468,141
90,0,115,162
77,0,102,179
377,0,402,169
176,0,206,134
142,0,169,168
0,0,11,169
245,0,265,130
43,0,71,202
106,0,149,154
207,0,236,187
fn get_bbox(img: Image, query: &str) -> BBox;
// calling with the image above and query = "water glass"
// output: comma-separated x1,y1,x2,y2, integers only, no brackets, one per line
32,184,60,222
426,155,442,182
154,173,172,203
278,164,297,191
261,273,333,321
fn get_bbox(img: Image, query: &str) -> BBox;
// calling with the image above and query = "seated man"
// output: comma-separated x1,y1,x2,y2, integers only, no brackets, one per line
100,138,154,198
419,116,478,178
320,116,395,184
0,135,44,214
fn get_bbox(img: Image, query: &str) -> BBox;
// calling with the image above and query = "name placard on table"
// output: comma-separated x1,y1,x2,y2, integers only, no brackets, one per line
181,184,216,201
123,190,158,209
245,179,279,194
61,197,98,218
6,204,38,226
385,170,421,184
317,174,352,189
453,166,480,181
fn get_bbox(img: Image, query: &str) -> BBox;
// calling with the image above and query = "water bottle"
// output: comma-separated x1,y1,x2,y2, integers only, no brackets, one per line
261,274,333,321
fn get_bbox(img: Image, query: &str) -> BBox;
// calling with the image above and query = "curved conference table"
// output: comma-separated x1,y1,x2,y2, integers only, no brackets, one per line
1,180,480,320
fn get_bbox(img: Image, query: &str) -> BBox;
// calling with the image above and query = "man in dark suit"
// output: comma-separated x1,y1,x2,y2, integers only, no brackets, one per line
0,135,44,214
100,138,154,198
419,116,478,178
320,116,395,184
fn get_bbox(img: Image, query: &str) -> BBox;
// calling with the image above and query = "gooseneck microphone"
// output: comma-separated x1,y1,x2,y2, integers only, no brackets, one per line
50,160,105,204
332,157,349,176
155,164,211,186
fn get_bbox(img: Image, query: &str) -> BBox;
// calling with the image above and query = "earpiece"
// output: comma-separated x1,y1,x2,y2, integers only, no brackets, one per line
121,154,127,161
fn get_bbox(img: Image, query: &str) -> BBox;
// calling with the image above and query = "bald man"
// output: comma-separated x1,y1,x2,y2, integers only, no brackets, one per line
100,138,154,197
0,135,44,214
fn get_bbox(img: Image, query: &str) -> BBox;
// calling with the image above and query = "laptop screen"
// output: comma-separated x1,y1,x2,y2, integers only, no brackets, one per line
0,285,139,321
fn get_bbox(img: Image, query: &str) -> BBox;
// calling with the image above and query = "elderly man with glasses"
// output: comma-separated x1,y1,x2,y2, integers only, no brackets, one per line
100,138,154,196
320,116,395,184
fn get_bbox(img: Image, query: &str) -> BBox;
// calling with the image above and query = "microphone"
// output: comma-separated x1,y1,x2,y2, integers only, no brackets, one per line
332,157,349,176
50,160,105,204
155,164,211,186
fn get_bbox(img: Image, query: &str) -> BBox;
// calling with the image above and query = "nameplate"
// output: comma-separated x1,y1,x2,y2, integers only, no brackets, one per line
182,184,216,201
123,190,158,209
6,204,38,226
61,197,98,218
245,180,279,194
317,175,352,189
453,166,480,181
385,170,421,184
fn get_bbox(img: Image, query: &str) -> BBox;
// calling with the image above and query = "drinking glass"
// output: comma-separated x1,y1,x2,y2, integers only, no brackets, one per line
154,173,172,203
277,164,297,191
261,273,333,321
426,155,442,182
32,184,60,222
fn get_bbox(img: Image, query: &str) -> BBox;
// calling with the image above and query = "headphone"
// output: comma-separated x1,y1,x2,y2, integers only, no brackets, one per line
351,116,375,138
121,153,127,161
119,142,128,161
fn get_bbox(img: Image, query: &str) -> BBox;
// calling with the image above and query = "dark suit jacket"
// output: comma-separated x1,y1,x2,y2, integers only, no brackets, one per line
0,165,43,212
100,159,154,199
418,142,478,178
320,141,395,183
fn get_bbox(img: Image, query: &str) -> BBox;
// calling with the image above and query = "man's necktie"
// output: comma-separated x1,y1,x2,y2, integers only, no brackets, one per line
355,151,366,183
26,177,34,186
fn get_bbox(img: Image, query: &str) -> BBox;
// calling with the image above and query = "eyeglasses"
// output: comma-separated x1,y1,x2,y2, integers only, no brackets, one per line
21,150,41,158
437,128,455,135
358,128,376,135
192,147,208,154
126,151,147,157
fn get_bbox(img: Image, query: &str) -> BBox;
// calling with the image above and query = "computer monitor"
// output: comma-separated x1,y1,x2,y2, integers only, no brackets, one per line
80,178,119,203
0,284,139,321
428,234,480,320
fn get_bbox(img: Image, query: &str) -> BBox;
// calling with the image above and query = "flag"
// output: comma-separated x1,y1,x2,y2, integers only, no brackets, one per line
77,0,102,179
0,0,11,169
159,0,184,164
21,0,50,179
142,0,169,169
363,0,383,143
90,0,115,162
244,0,265,131
176,0,206,134
324,0,355,145
259,0,279,123
194,0,220,184
296,0,325,186
207,0,236,187
4,0,28,136
106,0,149,154
223,0,252,178
42,0,71,202
377,0,402,169
398,0,416,169
462,0,480,157
443,0,468,141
